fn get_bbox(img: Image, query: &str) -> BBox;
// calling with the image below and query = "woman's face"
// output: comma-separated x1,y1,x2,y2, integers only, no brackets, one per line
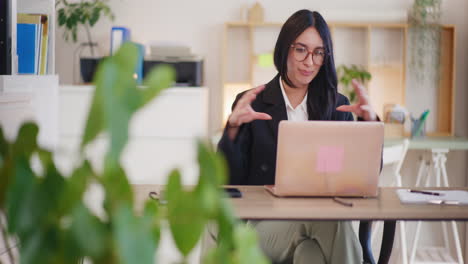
286,26,324,89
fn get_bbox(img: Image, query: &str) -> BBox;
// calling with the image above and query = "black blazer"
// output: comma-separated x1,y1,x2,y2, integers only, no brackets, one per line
218,75,356,185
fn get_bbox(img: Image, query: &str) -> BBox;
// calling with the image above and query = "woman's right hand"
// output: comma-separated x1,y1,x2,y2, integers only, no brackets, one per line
227,85,272,140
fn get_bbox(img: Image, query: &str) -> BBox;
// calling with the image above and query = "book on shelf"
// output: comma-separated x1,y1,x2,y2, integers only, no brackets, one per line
16,13,49,75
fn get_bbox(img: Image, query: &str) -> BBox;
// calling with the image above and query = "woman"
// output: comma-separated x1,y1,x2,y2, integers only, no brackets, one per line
217,10,378,264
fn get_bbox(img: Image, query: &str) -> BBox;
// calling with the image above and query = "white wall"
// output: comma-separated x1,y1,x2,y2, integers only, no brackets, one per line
54,0,468,261
55,0,416,134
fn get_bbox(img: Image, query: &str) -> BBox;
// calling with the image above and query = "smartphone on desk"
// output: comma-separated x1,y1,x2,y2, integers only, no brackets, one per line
223,187,242,198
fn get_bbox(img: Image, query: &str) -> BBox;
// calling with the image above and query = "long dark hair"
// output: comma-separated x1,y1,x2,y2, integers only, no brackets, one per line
274,10,337,120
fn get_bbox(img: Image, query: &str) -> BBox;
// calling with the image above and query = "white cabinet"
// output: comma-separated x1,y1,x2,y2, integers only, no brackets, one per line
57,86,209,185
0,75,59,149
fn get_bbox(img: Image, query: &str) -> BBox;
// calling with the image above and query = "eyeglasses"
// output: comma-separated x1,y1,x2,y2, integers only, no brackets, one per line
290,44,327,65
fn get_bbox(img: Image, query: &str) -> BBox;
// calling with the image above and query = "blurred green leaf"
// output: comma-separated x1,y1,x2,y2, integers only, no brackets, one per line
113,42,139,75
69,203,107,259
83,43,141,162
197,141,227,187
80,74,105,149
203,243,235,264
19,229,47,264
233,225,269,264
166,169,206,256
0,122,8,156
7,157,66,239
216,198,237,247
40,159,66,217
142,199,161,244
6,157,38,236
101,155,133,216
195,183,219,218
37,149,53,170
12,122,39,159
141,64,175,107
0,127,10,208
194,141,228,217
59,160,93,215
113,202,157,264
166,169,183,203
81,43,175,163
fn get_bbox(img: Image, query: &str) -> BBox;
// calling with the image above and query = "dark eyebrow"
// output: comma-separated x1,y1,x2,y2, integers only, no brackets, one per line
295,42,325,50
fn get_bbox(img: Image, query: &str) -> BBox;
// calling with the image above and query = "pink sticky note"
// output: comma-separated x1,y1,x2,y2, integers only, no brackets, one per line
316,146,344,173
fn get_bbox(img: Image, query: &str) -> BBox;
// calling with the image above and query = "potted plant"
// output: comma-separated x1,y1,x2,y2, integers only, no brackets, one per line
407,0,442,87
0,43,268,264
337,64,372,104
56,0,115,83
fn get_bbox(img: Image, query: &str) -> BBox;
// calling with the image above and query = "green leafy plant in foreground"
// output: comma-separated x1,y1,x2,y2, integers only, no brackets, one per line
0,42,268,264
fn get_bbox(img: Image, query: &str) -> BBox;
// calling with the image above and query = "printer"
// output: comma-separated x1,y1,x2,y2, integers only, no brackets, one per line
143,45,203,87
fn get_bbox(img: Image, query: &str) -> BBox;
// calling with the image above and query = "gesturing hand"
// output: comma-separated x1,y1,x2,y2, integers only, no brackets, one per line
336,79,377,121
227,85,272,139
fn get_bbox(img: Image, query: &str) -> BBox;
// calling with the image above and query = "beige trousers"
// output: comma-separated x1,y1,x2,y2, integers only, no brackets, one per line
201,220,363,264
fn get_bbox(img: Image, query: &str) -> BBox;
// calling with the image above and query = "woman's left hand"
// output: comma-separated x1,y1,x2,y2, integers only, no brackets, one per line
336,79,377,121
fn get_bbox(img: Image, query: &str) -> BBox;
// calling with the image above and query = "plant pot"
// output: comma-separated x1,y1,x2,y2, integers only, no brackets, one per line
80,57,102,83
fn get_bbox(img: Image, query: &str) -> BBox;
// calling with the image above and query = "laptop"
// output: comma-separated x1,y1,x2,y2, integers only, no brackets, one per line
265,121,384,197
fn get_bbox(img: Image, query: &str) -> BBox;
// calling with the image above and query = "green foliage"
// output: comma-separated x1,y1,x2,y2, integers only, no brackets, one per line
56,0,114,43
409,0,442,26
336,65,371,104
408,0,441,85
0,42,269,264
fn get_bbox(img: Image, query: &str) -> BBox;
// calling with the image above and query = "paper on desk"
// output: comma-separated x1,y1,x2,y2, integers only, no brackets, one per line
396,189,468,205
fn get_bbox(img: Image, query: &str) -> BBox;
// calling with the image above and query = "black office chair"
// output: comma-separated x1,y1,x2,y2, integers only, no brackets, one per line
359,220,396,264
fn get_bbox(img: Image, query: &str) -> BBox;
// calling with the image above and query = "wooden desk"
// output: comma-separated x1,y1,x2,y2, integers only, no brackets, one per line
133,185,468,221
133,185,468,264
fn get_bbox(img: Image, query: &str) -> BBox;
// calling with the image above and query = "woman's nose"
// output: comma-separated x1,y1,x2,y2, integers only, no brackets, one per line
303,53,314,66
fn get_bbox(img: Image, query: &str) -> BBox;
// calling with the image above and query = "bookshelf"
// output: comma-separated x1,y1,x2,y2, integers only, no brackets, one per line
10,0,56,75
221,21,456,137
0,0,58,150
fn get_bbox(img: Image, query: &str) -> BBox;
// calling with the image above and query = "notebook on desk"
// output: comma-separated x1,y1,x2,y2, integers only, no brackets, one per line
396,189,468,205
265,121,384,197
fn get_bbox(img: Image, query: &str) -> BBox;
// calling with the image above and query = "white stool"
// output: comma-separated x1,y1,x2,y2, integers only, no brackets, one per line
409,149,464,264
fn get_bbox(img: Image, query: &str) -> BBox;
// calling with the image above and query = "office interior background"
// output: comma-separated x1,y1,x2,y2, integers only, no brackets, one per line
3,0,468,263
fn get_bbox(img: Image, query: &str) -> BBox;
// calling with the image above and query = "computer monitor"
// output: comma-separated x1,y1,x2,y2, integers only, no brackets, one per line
0,0,12,74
